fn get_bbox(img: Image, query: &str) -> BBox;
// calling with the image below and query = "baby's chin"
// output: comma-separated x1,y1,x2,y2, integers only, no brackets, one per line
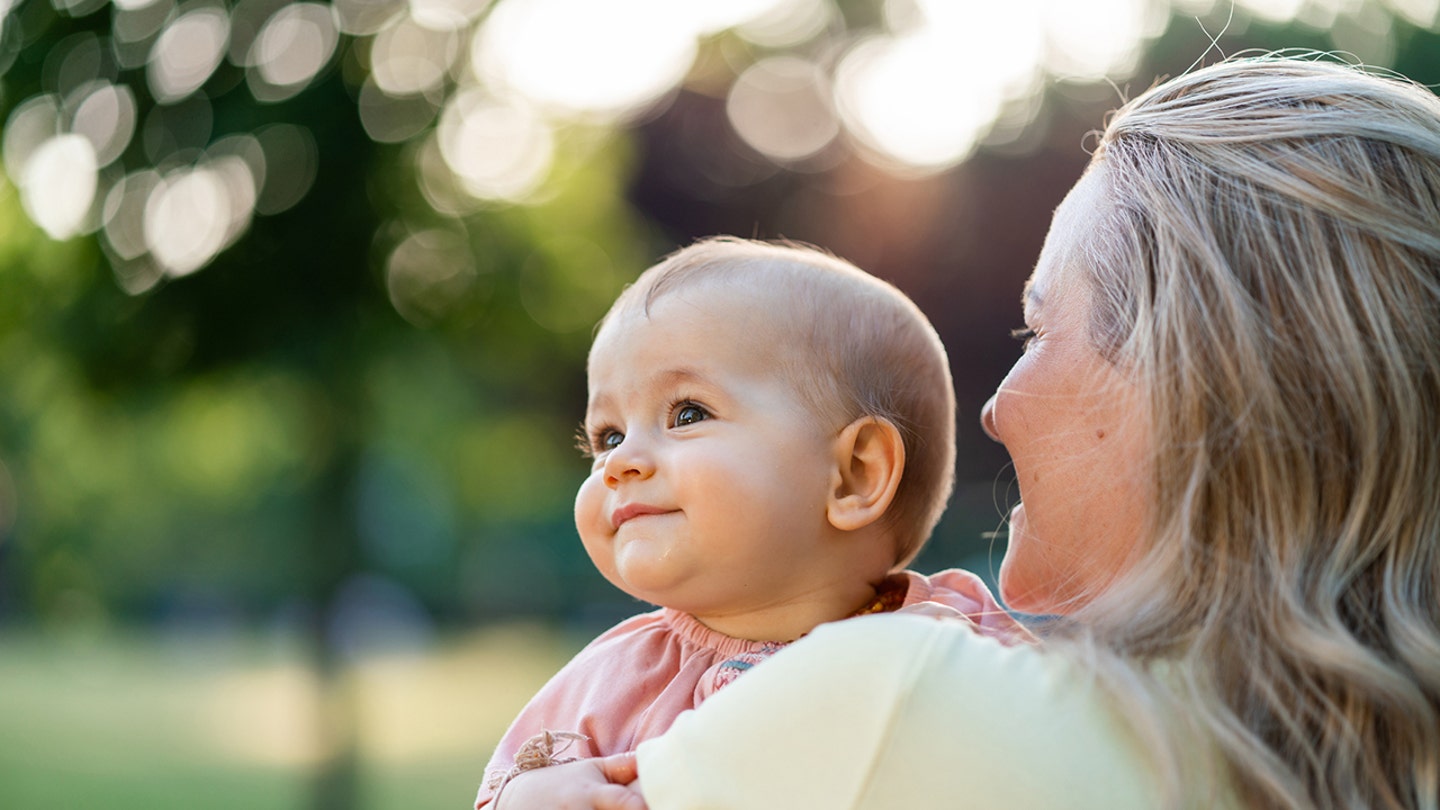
608,540,695,605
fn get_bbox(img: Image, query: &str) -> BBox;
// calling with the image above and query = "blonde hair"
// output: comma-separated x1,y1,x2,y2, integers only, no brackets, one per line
599,237,956,567
1065,55,1440,808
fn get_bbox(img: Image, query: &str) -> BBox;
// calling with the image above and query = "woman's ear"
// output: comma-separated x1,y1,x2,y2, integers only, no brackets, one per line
827,416,905,532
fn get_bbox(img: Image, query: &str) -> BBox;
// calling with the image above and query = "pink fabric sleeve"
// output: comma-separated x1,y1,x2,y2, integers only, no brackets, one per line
898,568,1035,645
474,610,715,808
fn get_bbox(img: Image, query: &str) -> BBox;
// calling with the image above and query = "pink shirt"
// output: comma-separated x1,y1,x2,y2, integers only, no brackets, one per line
475,568,1026,807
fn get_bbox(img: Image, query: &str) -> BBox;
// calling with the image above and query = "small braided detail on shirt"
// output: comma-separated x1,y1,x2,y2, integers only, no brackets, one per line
486,729,590,802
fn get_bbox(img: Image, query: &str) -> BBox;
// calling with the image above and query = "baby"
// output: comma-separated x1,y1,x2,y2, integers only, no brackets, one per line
476,237,1027,808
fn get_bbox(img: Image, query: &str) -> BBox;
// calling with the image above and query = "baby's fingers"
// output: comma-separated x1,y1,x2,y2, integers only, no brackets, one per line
596,752,639,785
591,784,647,810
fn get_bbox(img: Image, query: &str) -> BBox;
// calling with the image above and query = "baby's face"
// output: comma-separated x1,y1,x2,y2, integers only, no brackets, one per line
575,282,840,627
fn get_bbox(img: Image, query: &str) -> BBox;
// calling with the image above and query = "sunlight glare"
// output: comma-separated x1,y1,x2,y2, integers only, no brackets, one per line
20,134,98,240
1234,0,1307,23
734,0,834,47
686,0,792,35
473,0,698,118
835,18,1039,171
1041,0,1152,78
408,0,490,31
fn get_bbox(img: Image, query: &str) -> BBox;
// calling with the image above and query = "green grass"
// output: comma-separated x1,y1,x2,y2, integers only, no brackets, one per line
0,624,581,809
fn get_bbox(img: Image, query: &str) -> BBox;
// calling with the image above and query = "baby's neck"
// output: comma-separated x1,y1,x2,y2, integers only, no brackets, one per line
689,578,900,642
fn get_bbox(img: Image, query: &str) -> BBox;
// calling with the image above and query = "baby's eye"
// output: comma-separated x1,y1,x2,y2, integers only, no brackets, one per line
672,402,709,427
577,423,623,458
1010,326,1037,351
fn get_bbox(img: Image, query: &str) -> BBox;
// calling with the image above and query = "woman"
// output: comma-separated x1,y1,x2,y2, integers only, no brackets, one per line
497,54,1440,810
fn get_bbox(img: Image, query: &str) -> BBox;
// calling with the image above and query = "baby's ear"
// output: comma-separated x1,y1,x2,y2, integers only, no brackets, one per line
826,416,905,532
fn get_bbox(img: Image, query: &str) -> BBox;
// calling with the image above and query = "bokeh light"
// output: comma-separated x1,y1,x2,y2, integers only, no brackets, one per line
1387,0,1440,27
333,0,408,35
1043,0,1158,79
835,0,1047,172
370,15,460,96
0,0,1431,286
1236,0,1309,23
408,0,490,31
252,123,318,215
358,75,442,142
113,0,177,68
732,0,835,47
147,4,231,103
103,169,161,260
68,80,138,167
726,56,839,163
3,5,1440,810
385,226,487,327
4,94,62,184
471,0,698,118
245,2,341,102
143,155,256,277
20,133,98,239
435,89,553,201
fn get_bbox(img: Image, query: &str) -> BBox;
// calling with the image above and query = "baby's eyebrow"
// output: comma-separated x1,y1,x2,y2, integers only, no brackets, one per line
584,391,613,418
652,367,709,388
584,367,714,416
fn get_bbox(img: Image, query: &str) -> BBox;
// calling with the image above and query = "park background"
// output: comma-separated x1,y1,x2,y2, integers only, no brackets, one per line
0,0,1436,807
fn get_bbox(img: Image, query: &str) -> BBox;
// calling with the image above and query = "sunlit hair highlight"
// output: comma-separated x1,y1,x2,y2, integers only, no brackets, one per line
1064,54,1440,809
595,237,956,568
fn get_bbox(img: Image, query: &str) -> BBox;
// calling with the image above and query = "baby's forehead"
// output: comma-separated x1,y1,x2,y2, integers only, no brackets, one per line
589,281,826,383
624,273,812,332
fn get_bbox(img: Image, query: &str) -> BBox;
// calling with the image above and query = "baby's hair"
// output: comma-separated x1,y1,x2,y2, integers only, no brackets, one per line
597,237,956,567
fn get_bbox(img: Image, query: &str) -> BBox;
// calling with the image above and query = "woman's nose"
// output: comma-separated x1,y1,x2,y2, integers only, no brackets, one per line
980,394,1000,442
603,437,654,487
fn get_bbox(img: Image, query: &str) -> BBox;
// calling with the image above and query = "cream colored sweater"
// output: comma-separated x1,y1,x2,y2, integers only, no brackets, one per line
637,613,1228,809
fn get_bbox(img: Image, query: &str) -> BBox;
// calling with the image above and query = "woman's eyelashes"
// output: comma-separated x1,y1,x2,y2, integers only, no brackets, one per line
1010,326,1038,351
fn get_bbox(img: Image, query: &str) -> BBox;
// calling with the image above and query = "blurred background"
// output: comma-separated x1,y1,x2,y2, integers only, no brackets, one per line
0,0,1435,806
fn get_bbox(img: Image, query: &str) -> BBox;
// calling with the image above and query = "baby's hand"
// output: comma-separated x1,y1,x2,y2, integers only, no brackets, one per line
493,754,645,810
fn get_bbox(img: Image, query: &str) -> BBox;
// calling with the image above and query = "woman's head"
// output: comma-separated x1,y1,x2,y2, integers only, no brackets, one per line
1082,56,1440,632
1009,54,1440,808
981,167,1154,616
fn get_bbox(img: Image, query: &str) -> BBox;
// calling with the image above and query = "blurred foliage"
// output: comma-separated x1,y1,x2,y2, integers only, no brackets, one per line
0,0,1435,637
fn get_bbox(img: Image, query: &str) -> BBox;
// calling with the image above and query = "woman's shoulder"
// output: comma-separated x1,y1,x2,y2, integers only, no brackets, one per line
827,614,1159,807
639,613,1170,810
